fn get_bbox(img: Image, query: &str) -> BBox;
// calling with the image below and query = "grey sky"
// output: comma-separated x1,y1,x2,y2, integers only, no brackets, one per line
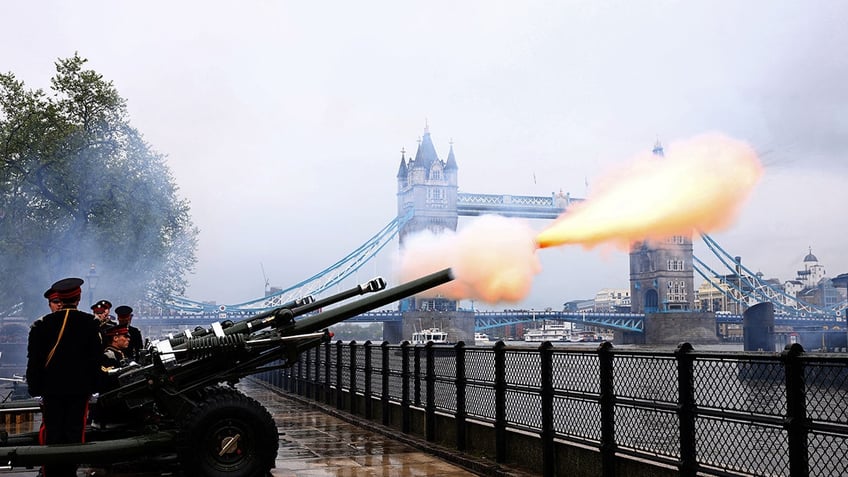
3,1,846,309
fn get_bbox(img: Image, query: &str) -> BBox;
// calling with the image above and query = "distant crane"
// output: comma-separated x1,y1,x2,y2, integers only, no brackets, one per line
260,262,270,296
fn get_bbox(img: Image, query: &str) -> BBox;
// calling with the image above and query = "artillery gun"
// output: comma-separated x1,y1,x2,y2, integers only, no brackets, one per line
0,268,454,477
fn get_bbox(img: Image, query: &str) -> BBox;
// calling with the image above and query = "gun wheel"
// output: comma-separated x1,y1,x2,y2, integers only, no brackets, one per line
178,387,278,477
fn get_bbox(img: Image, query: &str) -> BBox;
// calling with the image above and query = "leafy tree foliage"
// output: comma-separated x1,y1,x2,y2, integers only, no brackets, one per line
0,54,198,319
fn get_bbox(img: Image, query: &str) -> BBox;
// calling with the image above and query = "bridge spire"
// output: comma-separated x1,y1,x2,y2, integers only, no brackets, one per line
445,140,458,171
652,137,665,157
397,147,409,182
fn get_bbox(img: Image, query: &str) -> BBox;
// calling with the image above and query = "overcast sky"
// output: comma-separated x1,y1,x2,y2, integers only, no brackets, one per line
3,1,847,310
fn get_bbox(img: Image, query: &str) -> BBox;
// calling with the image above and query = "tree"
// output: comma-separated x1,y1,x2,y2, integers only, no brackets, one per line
0,54,198,319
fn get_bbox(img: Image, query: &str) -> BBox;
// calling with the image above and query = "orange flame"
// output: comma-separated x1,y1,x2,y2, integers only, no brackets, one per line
397,133,763,304
536,133,763,249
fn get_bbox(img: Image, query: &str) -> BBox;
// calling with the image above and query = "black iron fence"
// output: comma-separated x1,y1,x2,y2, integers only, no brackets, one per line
255,341,848,477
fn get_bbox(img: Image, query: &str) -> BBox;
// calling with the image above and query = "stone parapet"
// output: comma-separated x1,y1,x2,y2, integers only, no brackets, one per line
643,312,720,345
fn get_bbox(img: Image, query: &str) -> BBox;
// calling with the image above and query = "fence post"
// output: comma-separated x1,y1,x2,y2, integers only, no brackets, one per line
414,345,422,406
349,340,358,415
270,365,278,388
494,340,507,463
675,342,697,477
598,341,616,477
296,358,304,395
425,341,436,442
381,341,390,426
304,346,312,399
364,340,373,420
335,340,344,410
324,342,332,406
540,341,555,477
455,340,467,452
280,364,288,390
782,343,809,477
401,341,411,433
313,346,320,398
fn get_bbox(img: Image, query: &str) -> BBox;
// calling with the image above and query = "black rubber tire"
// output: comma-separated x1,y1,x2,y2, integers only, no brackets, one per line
177,386,278,477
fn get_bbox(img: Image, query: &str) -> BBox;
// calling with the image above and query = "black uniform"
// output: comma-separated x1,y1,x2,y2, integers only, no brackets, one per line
97,316,118,347
102,346,126,369
99,345,126,394
114,306,143,361
27,305,102,477
125,325,143,360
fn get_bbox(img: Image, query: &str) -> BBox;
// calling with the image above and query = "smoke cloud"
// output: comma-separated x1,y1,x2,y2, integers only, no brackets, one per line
397,215,540,303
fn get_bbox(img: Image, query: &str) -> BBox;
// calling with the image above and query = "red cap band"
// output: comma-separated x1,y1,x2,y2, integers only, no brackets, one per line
55,287,82,300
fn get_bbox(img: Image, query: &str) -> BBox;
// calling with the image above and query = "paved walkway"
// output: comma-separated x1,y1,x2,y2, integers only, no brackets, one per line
0,380,530,477
249,380,503,476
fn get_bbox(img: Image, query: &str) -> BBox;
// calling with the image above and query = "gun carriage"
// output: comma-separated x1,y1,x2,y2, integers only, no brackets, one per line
0,268,454,477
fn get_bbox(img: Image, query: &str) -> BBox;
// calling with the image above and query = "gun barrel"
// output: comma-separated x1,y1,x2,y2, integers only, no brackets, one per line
237,294,316,323
291,277,386,316
291,268,454,335
164,276,391,353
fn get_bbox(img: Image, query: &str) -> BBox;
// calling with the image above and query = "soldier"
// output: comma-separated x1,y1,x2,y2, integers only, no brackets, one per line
114,305,143,360
93,325,132,422
102,325,130,369
91,299,117,344
26,277,103,477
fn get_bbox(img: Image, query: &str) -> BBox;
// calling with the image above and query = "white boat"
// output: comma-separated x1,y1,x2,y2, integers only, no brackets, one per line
570,331,604,343
475,332,494,346
411,327,449,345
523,321,572,342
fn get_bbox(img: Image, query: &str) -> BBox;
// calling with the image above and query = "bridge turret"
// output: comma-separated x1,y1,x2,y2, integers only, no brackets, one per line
396,148,408,190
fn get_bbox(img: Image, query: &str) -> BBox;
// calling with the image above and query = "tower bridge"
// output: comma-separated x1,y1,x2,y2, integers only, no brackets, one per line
135,308,843,336
152,127,847,343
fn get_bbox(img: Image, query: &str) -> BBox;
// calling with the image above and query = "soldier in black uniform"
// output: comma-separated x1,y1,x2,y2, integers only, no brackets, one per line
101,325,130,369
91,299,116,346
115,305,143,361
26,277,103,477
99,325,130,395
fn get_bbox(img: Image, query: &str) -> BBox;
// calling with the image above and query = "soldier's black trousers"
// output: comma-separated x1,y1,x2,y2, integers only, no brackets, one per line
41,394,90,477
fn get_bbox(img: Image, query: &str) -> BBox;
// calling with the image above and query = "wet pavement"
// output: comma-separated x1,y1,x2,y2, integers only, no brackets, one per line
1,379,530,477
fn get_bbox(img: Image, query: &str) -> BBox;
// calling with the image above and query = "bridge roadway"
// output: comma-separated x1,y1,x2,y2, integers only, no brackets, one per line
134,309,846,334
0,379,530,477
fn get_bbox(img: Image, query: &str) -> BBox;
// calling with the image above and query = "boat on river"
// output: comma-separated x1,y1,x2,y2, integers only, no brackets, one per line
475,332,494,346
571,331,605,342
411,327,450,345
524,321,572,342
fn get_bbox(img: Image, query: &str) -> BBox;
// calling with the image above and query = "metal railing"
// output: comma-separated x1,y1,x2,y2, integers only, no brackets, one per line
256,341,848,477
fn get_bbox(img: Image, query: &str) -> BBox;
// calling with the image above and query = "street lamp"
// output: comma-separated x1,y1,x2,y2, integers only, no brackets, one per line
86,264,99,308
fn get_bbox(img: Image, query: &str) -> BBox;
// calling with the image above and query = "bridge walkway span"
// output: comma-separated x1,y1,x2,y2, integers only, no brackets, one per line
134,309,845,335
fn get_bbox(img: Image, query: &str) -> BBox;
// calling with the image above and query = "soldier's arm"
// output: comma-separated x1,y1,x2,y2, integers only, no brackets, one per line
25,323,45,396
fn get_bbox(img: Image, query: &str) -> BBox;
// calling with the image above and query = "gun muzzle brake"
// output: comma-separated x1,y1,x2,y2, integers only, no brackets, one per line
362,277,386,293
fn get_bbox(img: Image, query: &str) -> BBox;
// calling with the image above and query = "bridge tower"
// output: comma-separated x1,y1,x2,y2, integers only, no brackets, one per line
397,125,459,241
628,140,695,313
396,125,459,314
